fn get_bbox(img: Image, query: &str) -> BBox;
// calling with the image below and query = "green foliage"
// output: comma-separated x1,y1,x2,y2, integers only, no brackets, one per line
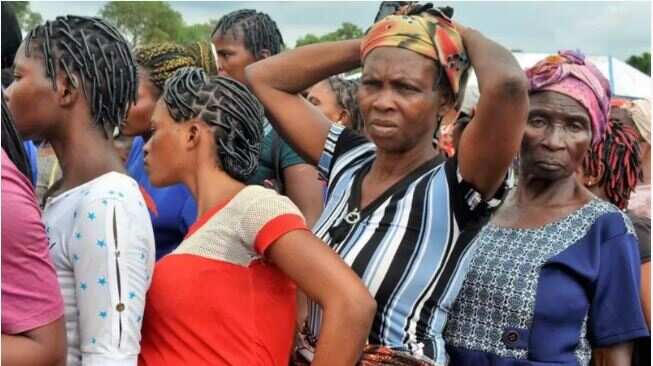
295,22,363,48
626,52,651,76
100,1,184,45
177,21,217,45
11,1,43,31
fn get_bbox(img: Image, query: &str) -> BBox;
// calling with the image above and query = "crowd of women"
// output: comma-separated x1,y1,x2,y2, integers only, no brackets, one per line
1,2,650,366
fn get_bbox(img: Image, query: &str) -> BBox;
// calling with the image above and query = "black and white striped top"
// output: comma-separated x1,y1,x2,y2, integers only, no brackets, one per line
304,125,502,364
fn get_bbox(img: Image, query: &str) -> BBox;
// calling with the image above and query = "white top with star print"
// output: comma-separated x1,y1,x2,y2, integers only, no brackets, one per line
44,172,155,366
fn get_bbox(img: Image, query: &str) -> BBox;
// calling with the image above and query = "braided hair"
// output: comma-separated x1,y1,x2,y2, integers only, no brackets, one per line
212,9,285,59
582,120,643,210
1,92,32,180
134,42,197,93
162,67,264,181
24,15,137,137
326,76,364,132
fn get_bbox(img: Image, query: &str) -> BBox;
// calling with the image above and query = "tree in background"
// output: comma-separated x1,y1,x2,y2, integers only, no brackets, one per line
11,1,42,31
627,52,651,76
295,22,363,48
177,20,218,45
100,1,184,45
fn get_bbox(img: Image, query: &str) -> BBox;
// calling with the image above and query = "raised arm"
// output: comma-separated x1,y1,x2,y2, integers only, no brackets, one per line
245,40,362,164
456,25,529,199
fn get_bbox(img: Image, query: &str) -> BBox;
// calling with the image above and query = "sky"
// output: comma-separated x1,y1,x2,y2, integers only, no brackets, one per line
28,1,651,61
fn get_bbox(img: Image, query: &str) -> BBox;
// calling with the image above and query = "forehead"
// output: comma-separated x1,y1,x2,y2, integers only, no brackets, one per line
362,47,437,81
529,91,590,119
211,29,245,49
13,42,45,71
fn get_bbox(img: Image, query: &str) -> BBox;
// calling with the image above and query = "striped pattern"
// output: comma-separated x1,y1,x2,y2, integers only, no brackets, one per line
305,125,491,364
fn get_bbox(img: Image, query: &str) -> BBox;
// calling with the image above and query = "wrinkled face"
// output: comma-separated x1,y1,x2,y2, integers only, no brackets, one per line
307,80,346,124
521,91,593,181
358,47,447,153
5,43,60,140
211,30,258,84
143,100,191,187
122,70,160,137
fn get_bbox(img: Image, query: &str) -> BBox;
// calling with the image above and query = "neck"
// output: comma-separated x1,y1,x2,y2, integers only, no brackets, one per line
49,122,124,193
184,159,245,219
515,171,590,207
370,139,437,181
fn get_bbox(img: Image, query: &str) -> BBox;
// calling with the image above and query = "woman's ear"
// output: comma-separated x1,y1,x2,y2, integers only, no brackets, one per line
186,122,202,150
337,109,351,127
57,72,80,108
583,162,605,187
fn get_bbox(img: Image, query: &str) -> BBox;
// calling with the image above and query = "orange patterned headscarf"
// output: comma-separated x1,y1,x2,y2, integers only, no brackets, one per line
361,11,470,102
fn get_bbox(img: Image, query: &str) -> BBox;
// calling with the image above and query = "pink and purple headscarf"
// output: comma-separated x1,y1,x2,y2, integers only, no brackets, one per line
526,50,611,144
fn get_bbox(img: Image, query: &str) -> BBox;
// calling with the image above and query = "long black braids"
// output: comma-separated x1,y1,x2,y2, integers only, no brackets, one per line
326,76,365,132
582,120,643,210
162,67,264,182
212,9,285,58
1,93,32,180
24,15,137,137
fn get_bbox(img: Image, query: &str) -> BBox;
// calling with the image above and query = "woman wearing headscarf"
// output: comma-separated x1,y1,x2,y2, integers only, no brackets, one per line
246,4,528,365
137,67,375,365
611,99,651,218
444,50,649,366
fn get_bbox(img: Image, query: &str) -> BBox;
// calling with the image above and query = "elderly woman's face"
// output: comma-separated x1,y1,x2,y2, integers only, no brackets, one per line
358,47,447,153
521,91,592,181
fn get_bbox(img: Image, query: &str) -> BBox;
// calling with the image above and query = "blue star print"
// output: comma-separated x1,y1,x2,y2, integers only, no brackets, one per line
73,210,77,218
88,212,96,221
80,282,87,290
99,311,108,319
128,291,136,300
91,337,97,344
96,239,106,248
73,254,80,262
75,232,82,240
102,199,108,206
98,276,107,286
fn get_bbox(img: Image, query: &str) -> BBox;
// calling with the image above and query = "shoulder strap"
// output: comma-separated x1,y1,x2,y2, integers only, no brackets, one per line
271,131,285,194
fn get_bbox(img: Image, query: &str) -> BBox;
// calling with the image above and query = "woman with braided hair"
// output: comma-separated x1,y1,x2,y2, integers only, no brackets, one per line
306,76,365,133
6,15,155,365
581,119,651,366
211,8,324,228
610,99,652,218
122,41,217,260
138,67,375,366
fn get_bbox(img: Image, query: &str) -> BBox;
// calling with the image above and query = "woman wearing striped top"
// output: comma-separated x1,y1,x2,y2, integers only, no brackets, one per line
246,4,528,365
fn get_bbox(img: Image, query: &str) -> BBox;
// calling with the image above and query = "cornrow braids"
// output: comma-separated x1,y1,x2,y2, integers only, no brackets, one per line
582,120,643,210
134,42,197,92
185,41,218,76
212,9,285,59
162,67,264,181
24,15,137,138
327,76,364,132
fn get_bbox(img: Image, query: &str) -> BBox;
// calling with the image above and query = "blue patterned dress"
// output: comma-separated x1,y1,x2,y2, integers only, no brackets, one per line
445,199,649,366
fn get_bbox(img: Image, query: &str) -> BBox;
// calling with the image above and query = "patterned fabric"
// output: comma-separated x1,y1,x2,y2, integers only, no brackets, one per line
361,12,470,98
526,50,611,144
44,172,155,365
445,199,648,366
301,125,502,365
